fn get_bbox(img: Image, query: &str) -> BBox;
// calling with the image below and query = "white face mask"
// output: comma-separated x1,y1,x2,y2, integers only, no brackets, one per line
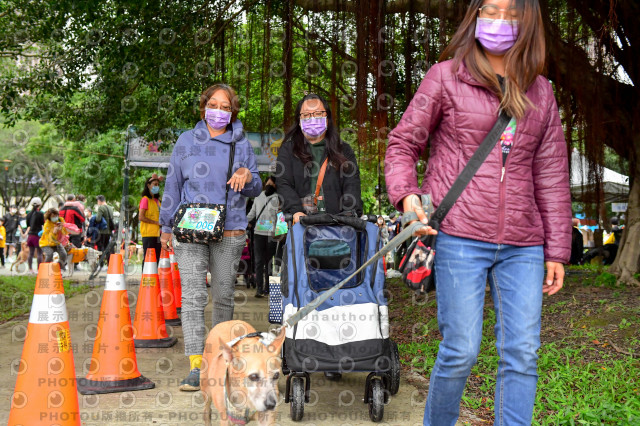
51,216,59,222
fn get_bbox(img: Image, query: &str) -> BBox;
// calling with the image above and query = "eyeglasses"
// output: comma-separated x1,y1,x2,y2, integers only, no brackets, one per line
206,102,232,112
300,111,327,119
478,5,519,19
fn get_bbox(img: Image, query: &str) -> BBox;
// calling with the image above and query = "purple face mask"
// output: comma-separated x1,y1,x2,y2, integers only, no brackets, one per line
300,117,327,137
205,108,231,130
475,18,519,55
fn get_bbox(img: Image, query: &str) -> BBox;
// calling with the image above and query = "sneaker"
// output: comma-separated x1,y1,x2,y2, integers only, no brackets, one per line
179,368,201,391
255,291,264,298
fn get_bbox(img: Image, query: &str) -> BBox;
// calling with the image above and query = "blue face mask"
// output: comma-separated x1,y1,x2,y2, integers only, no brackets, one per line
151,186,160,195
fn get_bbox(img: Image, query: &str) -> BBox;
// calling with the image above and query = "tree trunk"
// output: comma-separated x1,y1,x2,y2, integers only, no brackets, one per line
264,0,272,137
282,0,293,130
355,0,369,148
404,5,415,104
371,0,388,138
245,6,253,123
609,129,640,286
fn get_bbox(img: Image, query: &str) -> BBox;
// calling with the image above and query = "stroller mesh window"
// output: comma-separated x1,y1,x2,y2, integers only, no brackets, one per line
308,240,351,270
304,225,367,292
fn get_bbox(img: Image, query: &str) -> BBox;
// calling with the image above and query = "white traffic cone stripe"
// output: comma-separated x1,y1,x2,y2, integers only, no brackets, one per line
158,257,171,268
29,294,68,324
142,261,158,275
169,253,176,263
105,273,127,291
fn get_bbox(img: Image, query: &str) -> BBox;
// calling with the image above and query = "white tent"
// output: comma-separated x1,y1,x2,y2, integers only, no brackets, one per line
570,148,629,203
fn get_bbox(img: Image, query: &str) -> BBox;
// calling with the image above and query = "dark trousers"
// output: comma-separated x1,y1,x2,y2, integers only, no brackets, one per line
97,233,112,264
142,236,161,263
0,247,4,266
253,234,277,293
27,234,43,270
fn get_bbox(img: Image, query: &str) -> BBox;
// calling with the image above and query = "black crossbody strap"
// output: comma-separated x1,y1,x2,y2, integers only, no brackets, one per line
429,111,510,230
254,196,274,222
223,142,237,206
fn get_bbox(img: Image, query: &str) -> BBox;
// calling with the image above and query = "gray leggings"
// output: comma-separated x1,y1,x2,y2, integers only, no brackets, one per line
172,233,246,356
42,245,67,268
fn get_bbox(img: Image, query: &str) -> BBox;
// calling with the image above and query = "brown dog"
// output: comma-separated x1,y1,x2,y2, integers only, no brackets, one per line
201,320,285,426
10,242,29,272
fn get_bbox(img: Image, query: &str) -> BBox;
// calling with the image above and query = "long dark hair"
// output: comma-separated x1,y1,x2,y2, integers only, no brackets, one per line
440,0,545,119
283,93,349,171
141,178,160,200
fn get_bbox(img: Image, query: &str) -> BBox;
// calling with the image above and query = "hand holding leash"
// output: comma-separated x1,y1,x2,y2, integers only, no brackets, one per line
401,194,438,237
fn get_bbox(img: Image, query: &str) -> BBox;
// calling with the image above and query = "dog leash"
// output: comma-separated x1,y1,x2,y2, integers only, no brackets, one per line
219,223,423,423
278,220,425,331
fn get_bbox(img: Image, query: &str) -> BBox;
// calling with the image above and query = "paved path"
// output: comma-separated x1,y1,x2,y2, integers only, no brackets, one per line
0,267,431,425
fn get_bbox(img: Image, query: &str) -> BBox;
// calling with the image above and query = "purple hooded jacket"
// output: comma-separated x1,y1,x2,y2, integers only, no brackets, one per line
385,60,571,263
160,119,262,234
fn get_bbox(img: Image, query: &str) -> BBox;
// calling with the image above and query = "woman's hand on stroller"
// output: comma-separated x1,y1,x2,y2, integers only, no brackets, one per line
293,212,306,224
402,194,438,237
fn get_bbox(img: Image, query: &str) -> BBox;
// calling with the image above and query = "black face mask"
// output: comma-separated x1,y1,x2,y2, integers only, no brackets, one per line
264,185,276,196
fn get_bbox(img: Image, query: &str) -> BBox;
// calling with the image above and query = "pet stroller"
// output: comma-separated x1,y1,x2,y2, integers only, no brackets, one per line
279,213,400,422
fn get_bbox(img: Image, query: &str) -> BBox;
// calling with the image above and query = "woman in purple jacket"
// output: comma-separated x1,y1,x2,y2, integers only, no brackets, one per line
159,83,262,391
385,0,571,424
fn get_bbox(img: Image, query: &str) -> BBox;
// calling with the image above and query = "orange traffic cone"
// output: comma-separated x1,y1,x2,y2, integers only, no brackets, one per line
169,249,182,314
77,254,155,394
9,262,81,425
132,249,177,348
158,249,181,326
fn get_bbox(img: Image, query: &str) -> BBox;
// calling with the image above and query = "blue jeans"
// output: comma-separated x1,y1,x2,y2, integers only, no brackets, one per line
424,232,544,426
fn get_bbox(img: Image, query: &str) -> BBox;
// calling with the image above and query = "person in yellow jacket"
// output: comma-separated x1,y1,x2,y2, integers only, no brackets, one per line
40,208,68,269
0,217,6,267
139,173,163,262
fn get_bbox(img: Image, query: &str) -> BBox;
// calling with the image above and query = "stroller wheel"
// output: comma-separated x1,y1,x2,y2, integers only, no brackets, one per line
290,377,305,421
388,340,401,395
368,378,385,422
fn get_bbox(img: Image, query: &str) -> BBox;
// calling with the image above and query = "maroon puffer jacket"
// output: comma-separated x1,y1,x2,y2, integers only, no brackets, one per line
385,60,571,263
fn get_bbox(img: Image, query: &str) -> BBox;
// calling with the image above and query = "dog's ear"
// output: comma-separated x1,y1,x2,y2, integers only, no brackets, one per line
219,337,234,363
268,326,286,354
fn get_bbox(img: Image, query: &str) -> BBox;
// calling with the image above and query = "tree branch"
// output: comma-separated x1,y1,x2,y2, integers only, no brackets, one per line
292,19,356,63
293,0,449,15
566,0,636,86
293,40,351,97
544,6,637,160
210,0,261,41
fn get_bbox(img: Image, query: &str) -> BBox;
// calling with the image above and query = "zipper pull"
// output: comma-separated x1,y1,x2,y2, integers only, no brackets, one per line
501,167,505,182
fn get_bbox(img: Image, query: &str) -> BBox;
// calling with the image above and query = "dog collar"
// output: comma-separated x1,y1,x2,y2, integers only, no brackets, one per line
225,331,276,348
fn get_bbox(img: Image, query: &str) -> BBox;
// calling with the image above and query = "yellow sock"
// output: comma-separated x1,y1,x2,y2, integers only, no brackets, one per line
189,355,202,370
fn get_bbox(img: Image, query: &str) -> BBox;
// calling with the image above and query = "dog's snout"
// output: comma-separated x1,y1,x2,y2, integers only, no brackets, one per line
265,395,277,411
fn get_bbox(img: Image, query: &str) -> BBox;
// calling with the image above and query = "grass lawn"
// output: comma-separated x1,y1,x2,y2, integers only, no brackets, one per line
388,265,640,425
0,275,91,322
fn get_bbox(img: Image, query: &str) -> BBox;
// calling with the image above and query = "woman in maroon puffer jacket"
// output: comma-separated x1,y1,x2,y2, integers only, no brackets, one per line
385,0,571,424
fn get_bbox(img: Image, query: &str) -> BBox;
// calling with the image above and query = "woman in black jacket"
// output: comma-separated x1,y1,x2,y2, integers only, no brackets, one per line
276,93,362,222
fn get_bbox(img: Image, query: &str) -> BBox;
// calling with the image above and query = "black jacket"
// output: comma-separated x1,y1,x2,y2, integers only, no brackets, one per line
276,139,363,216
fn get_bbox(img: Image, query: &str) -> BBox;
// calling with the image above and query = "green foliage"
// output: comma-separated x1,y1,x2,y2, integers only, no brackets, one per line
592,272,621,289
0,120,64,208
0,275,89,322
399,306,640,425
